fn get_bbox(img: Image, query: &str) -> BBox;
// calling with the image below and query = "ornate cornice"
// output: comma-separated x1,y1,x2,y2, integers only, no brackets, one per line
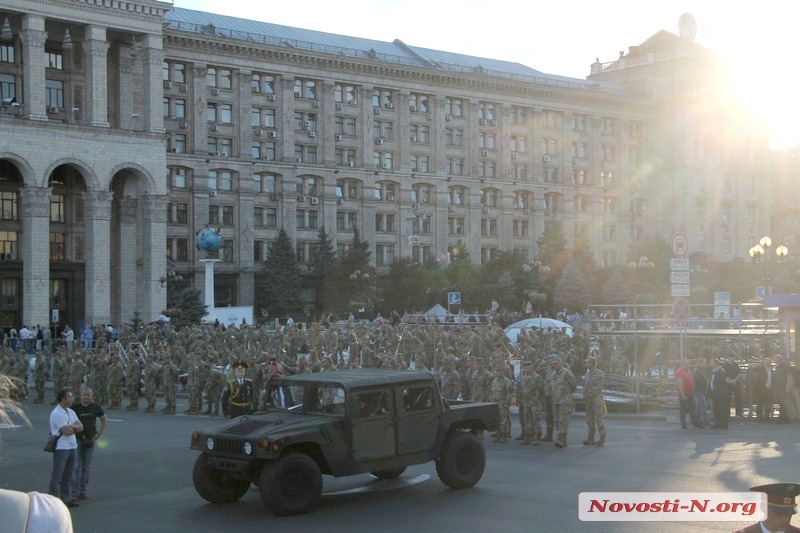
164,32,654,114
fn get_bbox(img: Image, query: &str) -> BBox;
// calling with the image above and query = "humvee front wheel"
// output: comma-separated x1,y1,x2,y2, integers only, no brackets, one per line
259,452,322,515
435,431,485,489
192,452,250,503
370,467,407,479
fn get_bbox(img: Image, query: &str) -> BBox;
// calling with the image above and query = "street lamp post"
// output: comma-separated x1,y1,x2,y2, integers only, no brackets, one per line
627,256,654,414
749,236,789,300
522,259,550,316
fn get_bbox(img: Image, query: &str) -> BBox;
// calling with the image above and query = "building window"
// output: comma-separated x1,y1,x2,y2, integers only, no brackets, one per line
50,232,65,260
335,148,357,166
209,170,233,191
45,79,64,108
173,134,187,154
376,244,395,266
0,43,15,63
254,240,265,262
721,235,731,254
50,194,65,223
444,98,463,117
448,216,465,235
0,231,17,259
696,200,706,222
448,186,466,205
0,191,18,220
513,220,529,237
170,167,188,189
222,206,234,226
209,205,220,226
254,173,277,194
295,176,318,196
220,103,233,123
374,182,397,202
221,239,234,261
206,67,217,87
45,49,63,70
603,225,616,241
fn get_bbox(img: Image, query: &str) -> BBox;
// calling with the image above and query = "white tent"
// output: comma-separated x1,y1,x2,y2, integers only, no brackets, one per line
424,304,450,318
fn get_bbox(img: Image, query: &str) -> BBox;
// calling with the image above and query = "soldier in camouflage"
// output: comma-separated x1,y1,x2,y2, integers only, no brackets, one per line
69,352,87,398
470,358,491,402
518,361,545,444
438,357,461,401
161,355,179,414
142,356,162,412
546,353,577,448
203,359,226,416
106,354,126,410
33,351,48,403
489,366,514,443
582,356,606,446
125,352,142,411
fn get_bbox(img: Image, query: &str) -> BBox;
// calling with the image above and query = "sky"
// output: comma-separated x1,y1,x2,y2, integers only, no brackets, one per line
173,0,800,149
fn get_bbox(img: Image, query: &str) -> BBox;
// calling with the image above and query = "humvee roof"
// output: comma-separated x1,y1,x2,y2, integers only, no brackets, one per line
277,369,433,389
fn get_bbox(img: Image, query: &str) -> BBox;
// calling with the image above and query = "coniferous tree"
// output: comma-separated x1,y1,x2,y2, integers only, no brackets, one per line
309,225,338,315
258,228,302,320
554,257,591,313
167,287,208,329
600,267,631,306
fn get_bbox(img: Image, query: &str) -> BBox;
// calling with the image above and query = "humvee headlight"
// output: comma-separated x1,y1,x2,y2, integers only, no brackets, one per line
243,441,253,455
206,437,215,451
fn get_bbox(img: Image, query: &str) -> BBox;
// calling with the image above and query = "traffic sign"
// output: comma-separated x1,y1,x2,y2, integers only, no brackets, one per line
448,292,461,305
672,296,691,324
670,271,691,284
671,232,688,257
671,285,691,297
670,258,690,271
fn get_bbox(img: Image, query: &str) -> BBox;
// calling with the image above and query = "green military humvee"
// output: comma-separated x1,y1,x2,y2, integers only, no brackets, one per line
190,369,499,515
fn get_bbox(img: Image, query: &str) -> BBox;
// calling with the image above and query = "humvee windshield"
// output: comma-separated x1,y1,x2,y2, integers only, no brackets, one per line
264,381,346,415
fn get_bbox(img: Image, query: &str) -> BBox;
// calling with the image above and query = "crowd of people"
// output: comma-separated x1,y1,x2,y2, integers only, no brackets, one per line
675,353,800,429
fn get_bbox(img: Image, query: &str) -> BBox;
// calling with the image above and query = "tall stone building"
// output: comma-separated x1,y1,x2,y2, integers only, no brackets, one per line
0,1,772,328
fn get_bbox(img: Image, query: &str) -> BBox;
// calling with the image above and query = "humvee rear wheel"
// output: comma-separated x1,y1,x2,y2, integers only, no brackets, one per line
192,452,250,503
435,431,485,489
370,467,407,479
259,452,322,515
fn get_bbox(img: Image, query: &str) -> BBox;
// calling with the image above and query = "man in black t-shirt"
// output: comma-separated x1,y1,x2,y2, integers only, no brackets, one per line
71,387,107,502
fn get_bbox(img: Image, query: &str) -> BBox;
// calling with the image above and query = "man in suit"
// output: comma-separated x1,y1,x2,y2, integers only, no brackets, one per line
708,357,730,428
754,357,775,421
221,361,254,418
733,482,800,533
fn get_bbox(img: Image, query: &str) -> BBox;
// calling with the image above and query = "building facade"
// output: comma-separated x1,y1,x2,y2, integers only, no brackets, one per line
0,1,773,328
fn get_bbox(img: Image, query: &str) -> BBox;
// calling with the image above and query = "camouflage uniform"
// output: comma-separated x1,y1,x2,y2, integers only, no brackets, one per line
88,352,108,405
68,354,87,396
52,353,69,402
11,355,28,399
470,363,492,402
204,366,226,416
489,368,514,442
106,356,126,410
161,358,179,414
438,365,462,400
519,365,545,443
143,358,162,412
191,360,210,414
548,361,577,447
34,352,48,403
582,361,606,446
125,356,142,410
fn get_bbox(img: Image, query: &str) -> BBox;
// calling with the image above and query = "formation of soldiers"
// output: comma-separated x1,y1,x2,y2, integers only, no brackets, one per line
0,319,595,439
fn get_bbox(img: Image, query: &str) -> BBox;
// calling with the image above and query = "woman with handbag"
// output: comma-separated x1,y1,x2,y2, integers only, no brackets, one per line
48,389,83,508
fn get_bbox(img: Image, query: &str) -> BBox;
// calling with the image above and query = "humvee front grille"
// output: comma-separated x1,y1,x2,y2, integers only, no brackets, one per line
222,419,272,436
214,437,247,456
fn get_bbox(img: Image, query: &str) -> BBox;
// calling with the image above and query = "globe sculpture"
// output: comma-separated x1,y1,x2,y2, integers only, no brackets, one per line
195,226,222,253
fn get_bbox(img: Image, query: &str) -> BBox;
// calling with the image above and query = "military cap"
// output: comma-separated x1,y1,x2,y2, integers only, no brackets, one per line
232,360,248,370
522,361,533,367
545,354,559,363
750,483,800,515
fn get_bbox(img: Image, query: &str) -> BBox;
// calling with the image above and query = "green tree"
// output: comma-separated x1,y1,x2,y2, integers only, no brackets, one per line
309,225,338,316
554,257,591,312
379,257,426,314
329,228,375,317
167,287,208,329
600,267,631,305
258,228,302,320
536,219,569,298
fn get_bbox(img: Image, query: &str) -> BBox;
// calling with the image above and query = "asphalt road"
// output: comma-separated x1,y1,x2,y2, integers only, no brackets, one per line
1,396,797,533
